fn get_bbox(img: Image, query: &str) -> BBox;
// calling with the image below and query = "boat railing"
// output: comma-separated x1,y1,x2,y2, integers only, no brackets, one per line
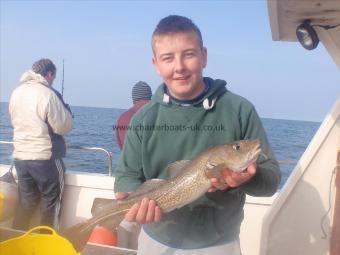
67,145,113,176
0,141,113,176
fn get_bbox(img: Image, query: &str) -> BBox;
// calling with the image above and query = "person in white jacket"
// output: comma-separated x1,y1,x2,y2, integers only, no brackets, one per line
9,58,73,231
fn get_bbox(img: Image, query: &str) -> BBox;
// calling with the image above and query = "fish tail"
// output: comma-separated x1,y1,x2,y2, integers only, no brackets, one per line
61,203,128,252
61,219,95,252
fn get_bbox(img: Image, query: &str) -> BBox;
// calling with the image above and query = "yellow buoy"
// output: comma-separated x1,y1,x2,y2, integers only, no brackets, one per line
0,181,18,221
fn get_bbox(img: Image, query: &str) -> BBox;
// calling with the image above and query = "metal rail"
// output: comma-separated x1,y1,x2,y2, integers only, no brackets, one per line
0,141,113,176
67,145,113,176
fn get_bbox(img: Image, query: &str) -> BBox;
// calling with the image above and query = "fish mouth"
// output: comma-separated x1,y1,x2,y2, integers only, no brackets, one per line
253,144,261,158
232,144,262,172
247,143,261,165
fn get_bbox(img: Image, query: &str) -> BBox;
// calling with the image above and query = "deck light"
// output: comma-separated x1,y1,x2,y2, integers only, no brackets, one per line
296,21,319,50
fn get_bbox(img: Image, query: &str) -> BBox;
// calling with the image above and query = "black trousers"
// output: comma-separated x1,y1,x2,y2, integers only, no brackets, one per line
12,158,65,231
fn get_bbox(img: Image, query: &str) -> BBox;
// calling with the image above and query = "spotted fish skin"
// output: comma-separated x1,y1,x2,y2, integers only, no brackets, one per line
62,139,261,252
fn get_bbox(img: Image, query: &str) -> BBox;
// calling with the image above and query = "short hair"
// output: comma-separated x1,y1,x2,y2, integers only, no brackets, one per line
152,15,203,51
32,58,56,77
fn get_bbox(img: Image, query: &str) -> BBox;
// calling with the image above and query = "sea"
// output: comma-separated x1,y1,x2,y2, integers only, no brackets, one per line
0,102,320,188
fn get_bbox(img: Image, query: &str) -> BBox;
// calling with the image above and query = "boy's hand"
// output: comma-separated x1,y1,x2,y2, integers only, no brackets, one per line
208,163,257,192
115,192,162,224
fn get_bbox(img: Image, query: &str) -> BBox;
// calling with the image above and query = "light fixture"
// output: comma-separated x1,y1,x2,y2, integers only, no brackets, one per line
296,21,319,50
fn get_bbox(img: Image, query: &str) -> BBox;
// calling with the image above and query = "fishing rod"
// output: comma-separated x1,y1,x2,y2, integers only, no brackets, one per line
59,59,74,118
61,59,65,97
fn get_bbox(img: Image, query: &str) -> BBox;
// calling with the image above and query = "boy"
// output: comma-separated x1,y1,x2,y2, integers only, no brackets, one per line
114,15,280,254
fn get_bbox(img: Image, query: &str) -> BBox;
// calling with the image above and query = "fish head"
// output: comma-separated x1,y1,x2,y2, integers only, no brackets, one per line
207,139,261,173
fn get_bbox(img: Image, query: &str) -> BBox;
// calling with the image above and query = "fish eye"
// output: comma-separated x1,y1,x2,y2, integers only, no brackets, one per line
232,144,240,151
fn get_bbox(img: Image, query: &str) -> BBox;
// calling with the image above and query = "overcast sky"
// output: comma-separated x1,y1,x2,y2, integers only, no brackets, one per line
1,0,339,122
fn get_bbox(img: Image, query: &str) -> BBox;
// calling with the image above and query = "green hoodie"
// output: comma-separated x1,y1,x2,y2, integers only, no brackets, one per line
114,77,280,248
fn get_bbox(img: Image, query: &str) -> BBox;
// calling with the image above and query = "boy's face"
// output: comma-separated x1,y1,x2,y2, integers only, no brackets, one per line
152,31,207,100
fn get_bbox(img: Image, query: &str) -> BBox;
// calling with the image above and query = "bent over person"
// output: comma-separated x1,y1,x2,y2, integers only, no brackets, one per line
9,58,73,231
114,15,281,255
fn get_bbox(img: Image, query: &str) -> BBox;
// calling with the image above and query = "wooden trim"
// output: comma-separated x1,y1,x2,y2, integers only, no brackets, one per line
331,151,340,255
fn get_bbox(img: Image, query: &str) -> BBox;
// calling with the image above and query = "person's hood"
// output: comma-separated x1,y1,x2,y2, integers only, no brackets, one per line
152,77,227,110
20,70,50,87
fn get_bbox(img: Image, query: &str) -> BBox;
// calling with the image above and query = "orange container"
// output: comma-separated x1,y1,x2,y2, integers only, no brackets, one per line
88,226,117,246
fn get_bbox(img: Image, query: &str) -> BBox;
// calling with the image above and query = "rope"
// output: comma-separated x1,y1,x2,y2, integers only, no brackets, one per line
320,165,338,239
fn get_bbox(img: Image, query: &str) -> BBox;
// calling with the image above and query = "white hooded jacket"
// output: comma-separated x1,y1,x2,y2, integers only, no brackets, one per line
9,70,73,160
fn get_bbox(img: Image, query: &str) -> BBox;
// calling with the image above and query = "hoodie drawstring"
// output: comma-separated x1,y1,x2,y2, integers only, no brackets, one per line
163,93,170,104
203,98,217,110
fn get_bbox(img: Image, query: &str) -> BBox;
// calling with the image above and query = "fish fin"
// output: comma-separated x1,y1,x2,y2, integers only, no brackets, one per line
129,179,166,198
204,163,226,183
166,160,191,178
61,219,94,252
100,215,126,230
91,197,117,216
62,202,126,252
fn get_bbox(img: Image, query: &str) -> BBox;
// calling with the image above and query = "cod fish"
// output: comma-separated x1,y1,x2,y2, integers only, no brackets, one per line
62,139,261,251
